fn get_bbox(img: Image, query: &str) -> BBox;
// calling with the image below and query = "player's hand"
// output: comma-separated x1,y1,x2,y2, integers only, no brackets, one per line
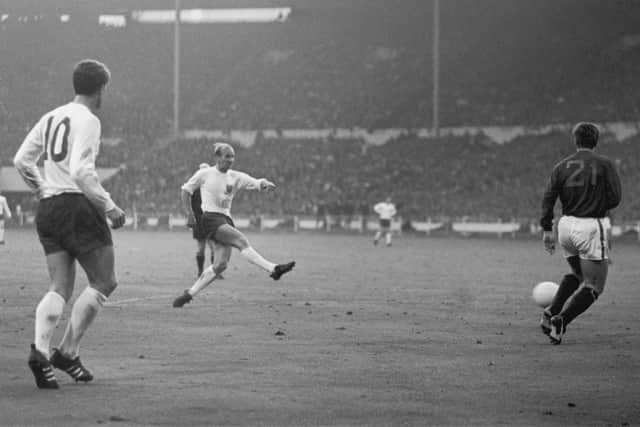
186,213,196,228
542,231,555,254
107,206,126,229
260,179,276,191
34,187,44,200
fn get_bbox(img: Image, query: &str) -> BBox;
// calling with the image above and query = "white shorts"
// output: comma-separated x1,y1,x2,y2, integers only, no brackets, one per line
557,216,608,260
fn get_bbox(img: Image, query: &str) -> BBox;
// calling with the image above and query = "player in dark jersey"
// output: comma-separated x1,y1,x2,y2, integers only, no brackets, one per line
539,122,622,344
190,164,215,277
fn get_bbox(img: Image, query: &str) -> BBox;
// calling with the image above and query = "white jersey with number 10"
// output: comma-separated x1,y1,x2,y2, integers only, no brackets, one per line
14,102,115,212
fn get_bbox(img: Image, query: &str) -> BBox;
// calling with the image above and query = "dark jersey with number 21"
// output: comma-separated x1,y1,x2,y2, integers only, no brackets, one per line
540,149,621,232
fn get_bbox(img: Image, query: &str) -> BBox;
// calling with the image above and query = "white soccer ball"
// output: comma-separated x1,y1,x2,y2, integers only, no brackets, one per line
532,281,559,308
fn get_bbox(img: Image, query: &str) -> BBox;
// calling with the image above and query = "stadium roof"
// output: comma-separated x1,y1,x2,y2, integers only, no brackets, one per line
0,0,424,13
0,167,120,192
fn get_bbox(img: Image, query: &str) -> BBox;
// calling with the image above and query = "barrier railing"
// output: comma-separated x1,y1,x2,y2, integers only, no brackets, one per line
9,213,635,240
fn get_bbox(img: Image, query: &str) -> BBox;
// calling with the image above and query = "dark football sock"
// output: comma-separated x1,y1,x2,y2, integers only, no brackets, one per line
196,254,205,275
561,286,599,326
210,255,215,266
548,274,581,315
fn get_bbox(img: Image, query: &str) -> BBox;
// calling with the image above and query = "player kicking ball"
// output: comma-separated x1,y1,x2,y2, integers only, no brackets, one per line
539,122,621,344
173,143,295,308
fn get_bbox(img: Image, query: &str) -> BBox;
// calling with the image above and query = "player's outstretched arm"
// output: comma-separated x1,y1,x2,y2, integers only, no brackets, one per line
259,179,276,191
236,171,275,193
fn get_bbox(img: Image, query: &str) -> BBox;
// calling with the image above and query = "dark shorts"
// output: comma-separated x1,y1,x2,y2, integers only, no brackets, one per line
379,218,391,229
192,215,208,241
201,212,235,243
36,193,112,257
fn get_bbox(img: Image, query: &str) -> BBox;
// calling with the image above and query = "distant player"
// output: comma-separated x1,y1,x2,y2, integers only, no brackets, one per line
0,191,12,244
373,197,396,246
539,122,621,344
172,143,295,308
14,59,126,388
190,163,215,277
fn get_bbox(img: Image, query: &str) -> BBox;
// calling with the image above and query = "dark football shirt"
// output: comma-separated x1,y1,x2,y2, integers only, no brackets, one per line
540,149,621,231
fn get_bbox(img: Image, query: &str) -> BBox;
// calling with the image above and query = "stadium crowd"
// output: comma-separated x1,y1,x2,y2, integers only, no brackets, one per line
58,131,640,226
3,0,640,141
1,1,639,225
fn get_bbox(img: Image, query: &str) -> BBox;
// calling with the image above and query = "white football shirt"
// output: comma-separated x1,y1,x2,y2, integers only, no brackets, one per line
182,166,266,218
0,196,11,219
14,102,115,212
374,202,397,220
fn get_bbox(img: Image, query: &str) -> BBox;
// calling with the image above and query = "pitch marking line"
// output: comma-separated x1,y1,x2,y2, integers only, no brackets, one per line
105,294,175,306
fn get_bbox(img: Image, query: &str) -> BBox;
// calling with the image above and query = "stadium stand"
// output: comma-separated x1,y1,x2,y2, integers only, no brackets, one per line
0,0,639,227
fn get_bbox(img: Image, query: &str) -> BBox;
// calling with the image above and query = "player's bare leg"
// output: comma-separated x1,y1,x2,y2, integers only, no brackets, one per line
28,251,76,389
37,253,76,355
550,258,606,344
173,244,231,307
215,224,295,280
51,246,117,382
207,239,218,277
373,231,382,245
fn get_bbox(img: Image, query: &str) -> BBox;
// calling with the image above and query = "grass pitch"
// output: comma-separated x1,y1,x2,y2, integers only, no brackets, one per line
1,229,639,426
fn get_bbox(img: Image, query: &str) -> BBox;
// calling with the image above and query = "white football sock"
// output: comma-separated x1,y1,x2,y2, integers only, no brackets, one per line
58,286,106,358
240,247,276,273
188,265,218,296
34,291,66,358
386,232,392,245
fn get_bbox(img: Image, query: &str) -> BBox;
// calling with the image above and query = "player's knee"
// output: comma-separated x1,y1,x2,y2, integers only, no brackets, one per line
583,284,601,299
51,285,72,302
213,262,228,275
235,236,250,250
94,278,118,297
105,280,118,296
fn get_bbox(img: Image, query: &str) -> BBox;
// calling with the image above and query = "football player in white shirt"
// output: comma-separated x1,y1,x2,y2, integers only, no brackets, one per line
0,191,12,244
373,197,397,247
173,143,295,307
14,59,126,389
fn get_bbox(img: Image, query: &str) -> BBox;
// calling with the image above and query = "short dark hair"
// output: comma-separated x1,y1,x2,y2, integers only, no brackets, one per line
572,122,599,149
73,59,110,96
